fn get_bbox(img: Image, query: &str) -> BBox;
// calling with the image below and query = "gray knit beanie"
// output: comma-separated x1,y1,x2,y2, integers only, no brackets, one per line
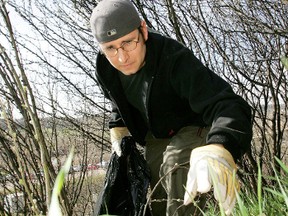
90,0,141,43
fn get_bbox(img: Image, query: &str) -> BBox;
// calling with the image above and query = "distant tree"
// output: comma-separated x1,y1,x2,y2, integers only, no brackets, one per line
0,0,109,214
0,1,56,213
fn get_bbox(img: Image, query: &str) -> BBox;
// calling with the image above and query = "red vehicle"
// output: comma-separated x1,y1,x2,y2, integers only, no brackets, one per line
87,164,99,170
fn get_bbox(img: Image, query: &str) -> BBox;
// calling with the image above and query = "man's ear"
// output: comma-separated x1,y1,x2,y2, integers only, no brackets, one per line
140,20,148,41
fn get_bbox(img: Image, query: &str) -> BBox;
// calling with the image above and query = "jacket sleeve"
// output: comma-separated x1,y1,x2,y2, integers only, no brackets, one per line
170,50,252,160
109,101,126,129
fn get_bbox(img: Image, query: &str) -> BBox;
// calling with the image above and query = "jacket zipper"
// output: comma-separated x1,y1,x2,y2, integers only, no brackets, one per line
146,75,155,131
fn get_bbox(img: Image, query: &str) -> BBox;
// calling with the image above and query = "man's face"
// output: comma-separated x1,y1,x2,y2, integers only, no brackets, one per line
99,21,148,75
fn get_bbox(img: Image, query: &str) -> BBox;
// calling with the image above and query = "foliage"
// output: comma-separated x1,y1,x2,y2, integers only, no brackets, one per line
201,157,288,215
48,147,74,216
281,56,288,69
234,157,288,216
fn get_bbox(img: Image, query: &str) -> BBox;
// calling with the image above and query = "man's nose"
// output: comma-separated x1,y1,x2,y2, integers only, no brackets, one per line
117,48,129,63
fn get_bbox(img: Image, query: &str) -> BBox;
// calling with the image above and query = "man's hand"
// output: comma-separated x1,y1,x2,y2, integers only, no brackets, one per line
110,127,130,157
184,144,239,215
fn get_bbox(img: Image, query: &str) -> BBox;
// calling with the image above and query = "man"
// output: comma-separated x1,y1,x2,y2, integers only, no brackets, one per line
90,0,252,215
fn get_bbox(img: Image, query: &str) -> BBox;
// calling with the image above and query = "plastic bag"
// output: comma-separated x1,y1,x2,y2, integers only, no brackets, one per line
94,136,151,216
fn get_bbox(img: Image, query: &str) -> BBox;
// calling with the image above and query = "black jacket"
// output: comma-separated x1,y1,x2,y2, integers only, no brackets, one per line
95,31,252,160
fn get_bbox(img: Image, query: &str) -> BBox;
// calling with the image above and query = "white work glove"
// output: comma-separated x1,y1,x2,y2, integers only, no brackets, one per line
110,127,130,157
184,144,240,215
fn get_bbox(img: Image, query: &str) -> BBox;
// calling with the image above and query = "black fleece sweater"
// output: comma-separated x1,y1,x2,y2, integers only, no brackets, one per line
95,31,252,160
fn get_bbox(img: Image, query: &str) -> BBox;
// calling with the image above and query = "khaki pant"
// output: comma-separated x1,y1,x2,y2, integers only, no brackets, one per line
145,126,209,216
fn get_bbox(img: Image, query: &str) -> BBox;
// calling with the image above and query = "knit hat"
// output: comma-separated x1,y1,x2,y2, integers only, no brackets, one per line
90,0,141,43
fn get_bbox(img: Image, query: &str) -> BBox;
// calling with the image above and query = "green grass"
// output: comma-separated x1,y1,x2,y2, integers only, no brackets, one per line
232,157,287,216
194,157,288,216
48,155,288,216
48,147,74,216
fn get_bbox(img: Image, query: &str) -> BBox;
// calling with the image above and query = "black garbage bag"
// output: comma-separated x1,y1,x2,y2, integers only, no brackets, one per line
94,136,151,216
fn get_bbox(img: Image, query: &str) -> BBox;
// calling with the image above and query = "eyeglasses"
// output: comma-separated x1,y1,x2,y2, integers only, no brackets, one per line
101,32,140,57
